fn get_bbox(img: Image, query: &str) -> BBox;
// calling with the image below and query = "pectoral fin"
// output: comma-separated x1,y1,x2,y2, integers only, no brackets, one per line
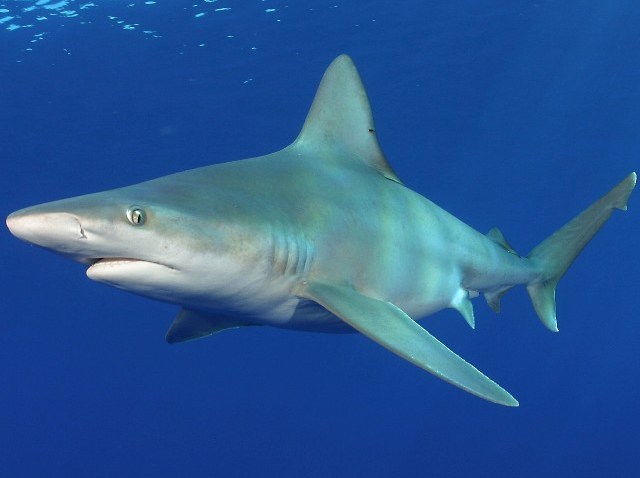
298,281,518,407
166,308,252,344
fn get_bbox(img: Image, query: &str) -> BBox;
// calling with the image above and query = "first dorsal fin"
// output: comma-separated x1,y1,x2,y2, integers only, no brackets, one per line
294,54,402,184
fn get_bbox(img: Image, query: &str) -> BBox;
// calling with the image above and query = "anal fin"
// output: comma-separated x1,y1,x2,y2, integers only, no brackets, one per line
166,308,253,344
297,281,518,407
484,286,513,314
483,228,518,312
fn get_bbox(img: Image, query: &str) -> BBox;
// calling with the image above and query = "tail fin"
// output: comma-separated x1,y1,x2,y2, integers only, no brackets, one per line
526,172,637,332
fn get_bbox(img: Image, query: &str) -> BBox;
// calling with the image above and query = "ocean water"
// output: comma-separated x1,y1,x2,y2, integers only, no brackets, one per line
1,1,639,477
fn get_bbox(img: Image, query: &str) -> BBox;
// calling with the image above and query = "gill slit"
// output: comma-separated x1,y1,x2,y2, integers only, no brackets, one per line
270,227,313,277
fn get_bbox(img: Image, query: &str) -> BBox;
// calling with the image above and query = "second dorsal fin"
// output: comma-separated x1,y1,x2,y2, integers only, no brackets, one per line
486,227,517,255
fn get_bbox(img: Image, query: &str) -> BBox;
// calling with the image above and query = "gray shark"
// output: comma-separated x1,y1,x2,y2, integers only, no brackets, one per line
6,55,636,406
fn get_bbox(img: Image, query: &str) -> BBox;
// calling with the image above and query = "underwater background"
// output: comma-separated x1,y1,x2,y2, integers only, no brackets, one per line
1,1,639,476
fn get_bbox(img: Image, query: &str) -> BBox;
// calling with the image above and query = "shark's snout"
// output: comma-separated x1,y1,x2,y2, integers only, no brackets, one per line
6,209,87,250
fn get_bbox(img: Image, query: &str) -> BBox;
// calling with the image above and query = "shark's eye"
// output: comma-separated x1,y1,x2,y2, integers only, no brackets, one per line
126,206,146,226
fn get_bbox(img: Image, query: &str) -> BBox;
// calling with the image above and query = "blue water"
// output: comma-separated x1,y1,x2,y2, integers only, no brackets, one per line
2,1,639,476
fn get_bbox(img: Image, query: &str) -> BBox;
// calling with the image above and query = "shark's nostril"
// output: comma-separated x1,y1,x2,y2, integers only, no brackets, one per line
74,217,87,239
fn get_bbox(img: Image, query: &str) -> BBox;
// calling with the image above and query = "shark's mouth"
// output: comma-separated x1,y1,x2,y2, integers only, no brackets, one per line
86,257,176,275
90,257,144,266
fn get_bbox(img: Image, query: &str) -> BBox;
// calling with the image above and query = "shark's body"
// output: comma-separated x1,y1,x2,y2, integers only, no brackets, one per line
6,55,636,406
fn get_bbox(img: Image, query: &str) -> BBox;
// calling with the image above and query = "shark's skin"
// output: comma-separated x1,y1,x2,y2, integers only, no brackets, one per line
6,55,636,406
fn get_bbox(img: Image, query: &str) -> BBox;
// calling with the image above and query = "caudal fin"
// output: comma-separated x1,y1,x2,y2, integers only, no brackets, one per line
527,172,637,332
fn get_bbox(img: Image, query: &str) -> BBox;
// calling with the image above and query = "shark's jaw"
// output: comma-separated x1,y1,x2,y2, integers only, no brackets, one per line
86,257,179,295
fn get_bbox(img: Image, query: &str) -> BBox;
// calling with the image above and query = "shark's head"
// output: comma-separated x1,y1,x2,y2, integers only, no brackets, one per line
6,187,186,297
5,175,271,310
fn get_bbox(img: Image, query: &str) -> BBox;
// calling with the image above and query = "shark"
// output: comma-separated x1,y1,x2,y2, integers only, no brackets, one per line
6,55,636,406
